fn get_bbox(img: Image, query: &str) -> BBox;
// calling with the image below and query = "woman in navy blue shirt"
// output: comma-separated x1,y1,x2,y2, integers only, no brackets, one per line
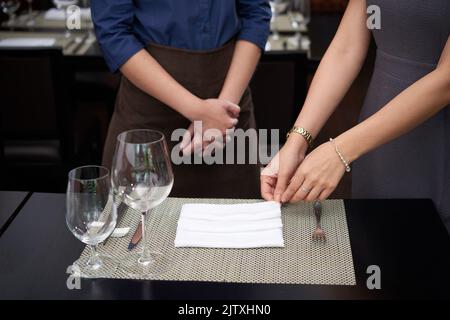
92,1,271,198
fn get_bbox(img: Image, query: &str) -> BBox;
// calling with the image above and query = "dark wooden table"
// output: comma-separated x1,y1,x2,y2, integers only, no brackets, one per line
0,193,448,300
0,191,30,236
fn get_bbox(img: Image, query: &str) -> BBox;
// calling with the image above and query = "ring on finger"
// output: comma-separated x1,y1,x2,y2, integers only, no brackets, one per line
300,186,311,194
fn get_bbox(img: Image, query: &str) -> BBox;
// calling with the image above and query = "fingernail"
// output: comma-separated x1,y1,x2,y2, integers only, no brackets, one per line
229,101,240,109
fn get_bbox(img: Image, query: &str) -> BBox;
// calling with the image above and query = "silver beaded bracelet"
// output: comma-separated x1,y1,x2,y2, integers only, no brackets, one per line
329,138,351,173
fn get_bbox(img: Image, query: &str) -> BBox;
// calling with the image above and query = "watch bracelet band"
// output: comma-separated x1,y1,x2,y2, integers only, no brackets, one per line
286,126,314,148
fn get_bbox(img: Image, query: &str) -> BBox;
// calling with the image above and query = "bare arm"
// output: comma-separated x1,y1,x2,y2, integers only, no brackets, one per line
120,49,203,121
262,0,371,202
219,40,262,104
336,36,450,163
119,40,261,125
294,0,371,141
120,49,240,153
282,36,450,203
181,40,263,154
93,0,239,130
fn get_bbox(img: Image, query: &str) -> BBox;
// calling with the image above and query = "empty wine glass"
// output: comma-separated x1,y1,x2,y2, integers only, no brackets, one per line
0,0,20,27
112,129,174,277
66,165,118,278
52,0,78,38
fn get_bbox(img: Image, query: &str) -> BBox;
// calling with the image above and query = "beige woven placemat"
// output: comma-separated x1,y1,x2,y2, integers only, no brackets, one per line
76,198,356,285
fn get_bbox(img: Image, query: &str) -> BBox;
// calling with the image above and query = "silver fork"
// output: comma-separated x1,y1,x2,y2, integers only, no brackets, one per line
312,200,326,241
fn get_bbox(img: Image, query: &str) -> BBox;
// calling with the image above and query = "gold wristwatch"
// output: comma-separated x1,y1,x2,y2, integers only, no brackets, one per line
286,126,314,148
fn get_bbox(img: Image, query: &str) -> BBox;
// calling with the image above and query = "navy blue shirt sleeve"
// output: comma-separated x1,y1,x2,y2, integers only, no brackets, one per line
91,0,145,72
236,0,272,51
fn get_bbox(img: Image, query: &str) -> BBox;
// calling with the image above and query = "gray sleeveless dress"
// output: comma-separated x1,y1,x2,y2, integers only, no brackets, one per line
352,0,450,231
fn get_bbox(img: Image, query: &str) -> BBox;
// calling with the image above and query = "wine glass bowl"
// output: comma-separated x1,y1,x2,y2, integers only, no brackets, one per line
112,129,174,276
66,165,118,276
113,130,173,211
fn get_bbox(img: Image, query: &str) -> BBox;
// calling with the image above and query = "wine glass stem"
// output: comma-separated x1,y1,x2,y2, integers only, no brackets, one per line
87,245,102,269
138,211,152,265
64,7,70,38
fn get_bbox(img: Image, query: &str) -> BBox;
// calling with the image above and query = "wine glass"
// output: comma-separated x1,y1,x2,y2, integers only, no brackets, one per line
270,0,289,41
66,165,118,278
0,0,20,27
52,0,78,38
288,0,311,48
112,129,174,277
25,0,36,26
26,0,32,15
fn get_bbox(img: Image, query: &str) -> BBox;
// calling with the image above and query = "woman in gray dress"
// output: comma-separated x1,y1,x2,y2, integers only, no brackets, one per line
261,0,450,231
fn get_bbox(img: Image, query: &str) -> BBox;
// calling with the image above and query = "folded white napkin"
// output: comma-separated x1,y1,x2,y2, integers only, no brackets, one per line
44,8,91,20
175,201,284,248
0,38,56,47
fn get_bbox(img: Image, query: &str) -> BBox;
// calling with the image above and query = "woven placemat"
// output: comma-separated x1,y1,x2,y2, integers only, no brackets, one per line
76,198,356,285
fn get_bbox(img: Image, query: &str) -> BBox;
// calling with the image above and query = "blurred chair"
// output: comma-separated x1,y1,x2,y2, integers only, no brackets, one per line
0,48,74,192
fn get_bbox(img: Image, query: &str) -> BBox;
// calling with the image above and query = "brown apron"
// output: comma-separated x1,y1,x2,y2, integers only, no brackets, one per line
102,40,261,199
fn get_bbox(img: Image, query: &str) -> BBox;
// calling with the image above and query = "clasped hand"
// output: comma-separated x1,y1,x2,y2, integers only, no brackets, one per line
180,99,241,155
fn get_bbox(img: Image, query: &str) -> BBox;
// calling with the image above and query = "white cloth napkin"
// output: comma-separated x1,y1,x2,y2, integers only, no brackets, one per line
0,38,56,47
174,201,284,248
44,8,91,20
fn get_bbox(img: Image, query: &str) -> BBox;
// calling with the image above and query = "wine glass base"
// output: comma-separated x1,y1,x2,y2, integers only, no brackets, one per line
72,254,119,279
287,34,301,49
118,250,172,278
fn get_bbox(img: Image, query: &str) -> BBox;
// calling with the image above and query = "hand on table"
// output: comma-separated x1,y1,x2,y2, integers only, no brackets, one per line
260,135,308,202
180,99,240,155
281,141,345,203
